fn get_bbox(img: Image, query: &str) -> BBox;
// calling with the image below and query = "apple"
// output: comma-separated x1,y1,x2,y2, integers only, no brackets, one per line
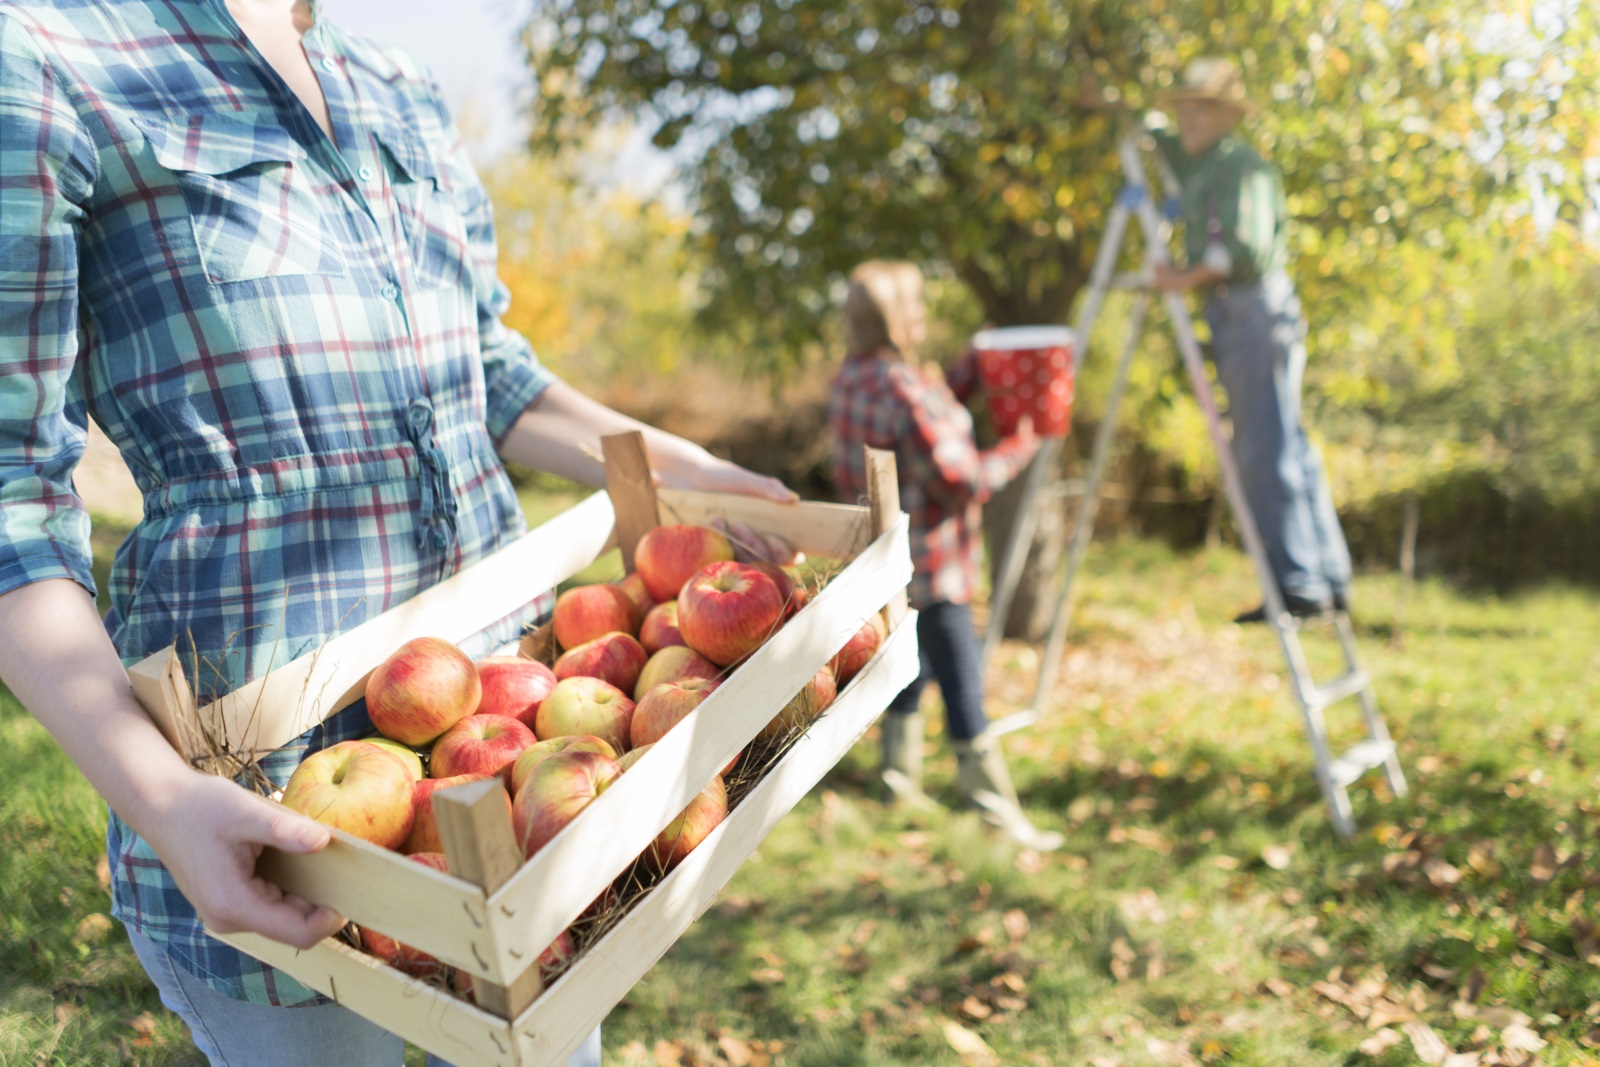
430,714,536,786
612,572,656,627
401,772,503,854
678,561,786,666
756,664,838,744
510,734,618,795
634,524,734,602
615,742,652,773
358,851,452,978
535,676,635,753
638,600,686,655
553,584,638,649
472,656,557,730
630,677,738,775
280,740,415,849
552,631,648,695
649,775,728,871
511,750,622,859
366,637,481,746
830,615,887,686
745,561,799,618
634,645,721,700
361,735,424,782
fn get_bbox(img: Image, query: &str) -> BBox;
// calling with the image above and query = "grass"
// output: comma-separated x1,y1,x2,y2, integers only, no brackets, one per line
2,501,1597,1066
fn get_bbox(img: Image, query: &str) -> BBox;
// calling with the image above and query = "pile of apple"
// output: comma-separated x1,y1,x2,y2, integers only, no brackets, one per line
276,522,887,990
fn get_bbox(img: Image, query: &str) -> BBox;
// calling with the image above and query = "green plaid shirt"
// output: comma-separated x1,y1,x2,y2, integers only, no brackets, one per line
1153,128,1289,284
1,0,554,1004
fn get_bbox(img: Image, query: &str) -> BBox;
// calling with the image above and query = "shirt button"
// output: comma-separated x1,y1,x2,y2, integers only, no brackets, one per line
357,166,374,182
320,56,338,73
431,527,451,550
380,283,400,301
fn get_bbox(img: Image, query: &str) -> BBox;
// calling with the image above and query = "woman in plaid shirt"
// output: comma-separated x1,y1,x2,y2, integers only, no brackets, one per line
0,1,790,1063
828,261,1063,851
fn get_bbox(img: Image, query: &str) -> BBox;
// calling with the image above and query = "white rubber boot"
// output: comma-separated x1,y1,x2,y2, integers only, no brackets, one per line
953,734,1065,852
880,711,932,806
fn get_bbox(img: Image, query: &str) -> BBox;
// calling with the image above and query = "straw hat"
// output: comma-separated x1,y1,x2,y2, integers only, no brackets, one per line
1160,57,1256,114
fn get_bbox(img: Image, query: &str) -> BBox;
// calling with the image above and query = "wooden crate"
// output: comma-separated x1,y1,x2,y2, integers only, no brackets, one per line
127,437,918,1067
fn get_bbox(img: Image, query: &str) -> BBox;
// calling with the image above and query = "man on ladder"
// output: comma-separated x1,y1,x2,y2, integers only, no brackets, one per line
1147,57,1354,623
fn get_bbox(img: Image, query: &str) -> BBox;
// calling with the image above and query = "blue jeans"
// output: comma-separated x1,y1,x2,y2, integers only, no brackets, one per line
888,600,990,741
128,930,602,1067
1205,272,1352,605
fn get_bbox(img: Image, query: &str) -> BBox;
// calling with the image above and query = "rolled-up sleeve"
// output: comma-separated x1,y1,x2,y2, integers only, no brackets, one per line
426,84,556,445
0,17,98,601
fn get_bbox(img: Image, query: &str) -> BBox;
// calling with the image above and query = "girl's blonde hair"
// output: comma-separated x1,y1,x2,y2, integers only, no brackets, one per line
843,260,924,360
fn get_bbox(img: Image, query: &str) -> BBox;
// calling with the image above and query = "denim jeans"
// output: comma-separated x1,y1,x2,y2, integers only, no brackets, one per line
887,600,990,741
128,929,602,1067
1205,271,1352,604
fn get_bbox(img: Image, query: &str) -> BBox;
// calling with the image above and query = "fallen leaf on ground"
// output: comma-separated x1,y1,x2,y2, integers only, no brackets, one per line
1259,977,1294,998
960,996,993,1021
1367,1000,1414,1028
717,1036,753,1066
1360,1030,1404,1056
1403,1019,1451,1064
1003,909,1030,942
652,1040,687,1066
1501,1024,1547,1053
1262,844,1293,870
1530,844,1559,884
72,913,113,948
940,1019,999,1066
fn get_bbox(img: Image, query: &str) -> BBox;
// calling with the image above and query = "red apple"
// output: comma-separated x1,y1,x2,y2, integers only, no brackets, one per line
649,775,728,871
830,615,887,686
678,561,786,666
361,735,424,782
430,714,536,786
472,656,557,730
509,734,618,795
552,631,648,695
400,772,503,854
510,750,621,859
638,600,686,655
612,572,656,627
757,665,838,744
630,678,738,775
745,561,800,618
280,741,416,849
366,637,481,745
634,645,721,700
358,851,452,978
634,524,735,602
553,584,638,649
535,676,635,753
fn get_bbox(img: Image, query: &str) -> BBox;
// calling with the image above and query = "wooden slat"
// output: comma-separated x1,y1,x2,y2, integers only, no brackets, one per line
126,491,619,760
514,619,921,1065
865,447,911,630
601,431,660,573
256,829,495,981
482,517,913,981
436,779,544,1018
212,931,517,1067
655,488,875,561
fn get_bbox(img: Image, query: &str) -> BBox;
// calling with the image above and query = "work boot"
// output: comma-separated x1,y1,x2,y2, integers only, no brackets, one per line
880,711,931,806
953,734,1065,852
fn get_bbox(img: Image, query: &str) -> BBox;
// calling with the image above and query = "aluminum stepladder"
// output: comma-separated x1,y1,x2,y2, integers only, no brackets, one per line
982,132,1406,839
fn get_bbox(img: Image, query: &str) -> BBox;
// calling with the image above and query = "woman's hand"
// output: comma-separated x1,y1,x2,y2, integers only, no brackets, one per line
652,444,798,504
142,774,345,950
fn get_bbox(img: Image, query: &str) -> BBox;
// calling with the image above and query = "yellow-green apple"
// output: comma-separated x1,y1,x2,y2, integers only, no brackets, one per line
510,750,622,859
552,631,648,695
509,735,618,795
472,656,557,730
430,714,536,786
357,851,452,978
366,637,481,746
280,740,416,849
830,615,886,686
615,742,652,773
400,772,503,854
757,664,838,744
633,645,721,700
649,775,728,871
612,572,655,627
553,583,638,649
678,561,786,666
630,678,738,775
361,735,424,782
535,676,635,753
634,524,734,601
637,600,686,655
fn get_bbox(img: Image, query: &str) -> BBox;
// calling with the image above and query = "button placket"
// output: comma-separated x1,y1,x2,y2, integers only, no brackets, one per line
405,398,458,552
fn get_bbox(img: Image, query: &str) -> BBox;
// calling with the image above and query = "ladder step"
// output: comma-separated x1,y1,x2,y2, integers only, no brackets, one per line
1307,669,1370,710
1328,739,1396,789
985,709,1041,738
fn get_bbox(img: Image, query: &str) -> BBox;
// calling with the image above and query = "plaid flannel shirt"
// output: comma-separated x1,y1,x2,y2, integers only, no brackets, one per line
0,0,556,1005
828,351,1035,609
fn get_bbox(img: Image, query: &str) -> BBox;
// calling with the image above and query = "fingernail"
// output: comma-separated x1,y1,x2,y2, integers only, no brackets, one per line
296,826,329,850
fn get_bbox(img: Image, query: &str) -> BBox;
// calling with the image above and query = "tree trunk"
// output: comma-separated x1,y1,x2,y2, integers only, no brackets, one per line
982,458,1068,641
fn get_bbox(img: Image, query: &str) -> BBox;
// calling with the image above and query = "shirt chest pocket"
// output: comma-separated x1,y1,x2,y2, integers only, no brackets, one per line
374,127,470,291
134,113,345,284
